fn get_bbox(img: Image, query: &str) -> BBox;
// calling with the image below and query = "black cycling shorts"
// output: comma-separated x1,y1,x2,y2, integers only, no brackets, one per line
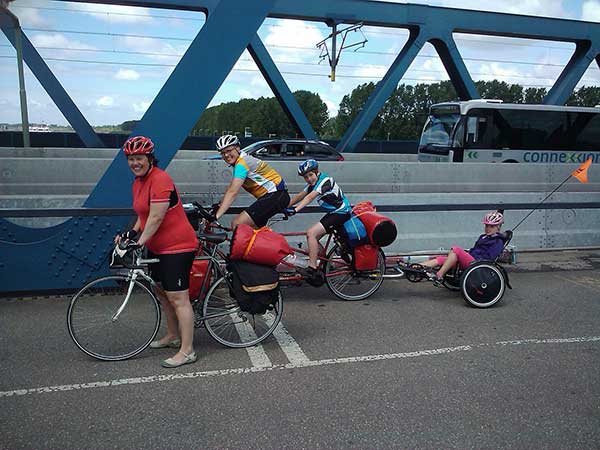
319,212,351,233
246,190,290,228
148,250,196,292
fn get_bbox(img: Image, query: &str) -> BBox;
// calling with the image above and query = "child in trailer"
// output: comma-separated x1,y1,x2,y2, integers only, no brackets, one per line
285,159,352,286
421,210,508,285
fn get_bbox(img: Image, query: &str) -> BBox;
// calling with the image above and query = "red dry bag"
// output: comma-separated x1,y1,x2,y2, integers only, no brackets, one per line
230,224,293,266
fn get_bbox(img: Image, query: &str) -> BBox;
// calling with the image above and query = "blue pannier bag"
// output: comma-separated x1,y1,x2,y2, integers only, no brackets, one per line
343,215,369,248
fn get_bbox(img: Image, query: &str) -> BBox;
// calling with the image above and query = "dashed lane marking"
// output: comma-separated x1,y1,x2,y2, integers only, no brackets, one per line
1,336,599,398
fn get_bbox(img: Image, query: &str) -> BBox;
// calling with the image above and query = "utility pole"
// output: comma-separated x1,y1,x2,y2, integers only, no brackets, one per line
1,2,30,147
316,21,367,82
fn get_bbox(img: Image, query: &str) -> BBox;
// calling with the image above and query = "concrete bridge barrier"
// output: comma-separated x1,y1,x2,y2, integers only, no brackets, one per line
1,147,599,253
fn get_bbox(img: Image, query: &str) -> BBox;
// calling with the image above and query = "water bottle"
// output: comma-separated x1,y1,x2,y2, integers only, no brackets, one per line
282,254,309,268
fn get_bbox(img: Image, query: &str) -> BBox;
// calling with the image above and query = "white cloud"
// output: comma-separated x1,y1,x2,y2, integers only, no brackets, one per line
353,64,387,79
96,96,114,107
133,101,151,113
582,1,600,22
322,98,338,117
380,0,566,19
69,4,154,23
115,69,140,80
264,19,326,65
11,6,47,27
237,89,253,99
118,36,183,63
30,33,96,52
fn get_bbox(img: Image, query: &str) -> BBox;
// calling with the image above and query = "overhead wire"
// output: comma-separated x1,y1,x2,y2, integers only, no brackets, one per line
2,44,597,84
9,3,583,52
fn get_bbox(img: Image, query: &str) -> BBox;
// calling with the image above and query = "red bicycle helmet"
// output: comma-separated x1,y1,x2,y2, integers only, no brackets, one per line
123,136,154,155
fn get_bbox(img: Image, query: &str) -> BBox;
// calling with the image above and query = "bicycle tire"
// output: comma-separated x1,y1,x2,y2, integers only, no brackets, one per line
202,276,283,348
324,244,385,301
460,263,506,308
67,275,161,361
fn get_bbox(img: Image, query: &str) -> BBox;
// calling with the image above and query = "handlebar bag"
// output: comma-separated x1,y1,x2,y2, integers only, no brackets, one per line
227,260,279,314
230,223,292,266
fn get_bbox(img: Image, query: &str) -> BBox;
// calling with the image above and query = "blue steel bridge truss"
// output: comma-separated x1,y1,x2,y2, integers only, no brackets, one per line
1,0,600,292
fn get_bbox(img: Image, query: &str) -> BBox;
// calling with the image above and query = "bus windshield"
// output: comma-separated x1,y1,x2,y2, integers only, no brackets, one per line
418,108,460,154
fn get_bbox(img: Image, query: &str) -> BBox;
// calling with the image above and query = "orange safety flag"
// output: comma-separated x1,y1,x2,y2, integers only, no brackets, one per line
571,158,593,184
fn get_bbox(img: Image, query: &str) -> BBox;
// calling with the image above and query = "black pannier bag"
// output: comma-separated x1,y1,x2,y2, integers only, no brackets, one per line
227,260,280,315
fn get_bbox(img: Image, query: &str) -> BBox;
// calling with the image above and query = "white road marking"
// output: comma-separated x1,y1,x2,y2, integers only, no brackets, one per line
265,316,310,365
234,314,272,368
2,335,599,398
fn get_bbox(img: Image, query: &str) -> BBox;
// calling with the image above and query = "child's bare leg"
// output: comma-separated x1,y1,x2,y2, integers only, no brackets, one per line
306,223,326,269
421,258,439,268
437,251,458,278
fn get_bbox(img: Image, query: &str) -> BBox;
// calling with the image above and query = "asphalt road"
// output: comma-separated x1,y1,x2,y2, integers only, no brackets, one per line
1,266,599,449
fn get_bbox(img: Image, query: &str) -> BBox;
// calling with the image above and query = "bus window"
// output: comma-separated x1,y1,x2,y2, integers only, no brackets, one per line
418,112,460,154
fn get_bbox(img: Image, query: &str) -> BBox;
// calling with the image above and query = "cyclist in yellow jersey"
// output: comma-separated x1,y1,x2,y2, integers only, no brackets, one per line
212,135,290,229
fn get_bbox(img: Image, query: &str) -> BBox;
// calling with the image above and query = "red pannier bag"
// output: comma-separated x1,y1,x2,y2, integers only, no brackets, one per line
230,223,293,266
352,203,397,247
353,244,379,271
189,259,212,301
188,242,213,301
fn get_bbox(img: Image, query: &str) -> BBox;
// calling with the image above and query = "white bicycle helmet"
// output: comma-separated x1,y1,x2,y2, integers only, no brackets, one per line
483,211,504,225
216,134,240,151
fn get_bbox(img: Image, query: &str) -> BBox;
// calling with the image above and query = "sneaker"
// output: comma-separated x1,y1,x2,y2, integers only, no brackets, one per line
425,269,443,286
305,266,325,287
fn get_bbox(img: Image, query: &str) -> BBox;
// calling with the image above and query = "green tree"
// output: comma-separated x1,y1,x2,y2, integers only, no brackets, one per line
119,120,139,132
567,86,600,107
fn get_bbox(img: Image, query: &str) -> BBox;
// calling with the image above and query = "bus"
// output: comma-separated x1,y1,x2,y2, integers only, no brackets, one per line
418,100,600,164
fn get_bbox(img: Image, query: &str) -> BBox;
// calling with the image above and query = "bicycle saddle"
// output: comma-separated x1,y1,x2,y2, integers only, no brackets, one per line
197,232,228,244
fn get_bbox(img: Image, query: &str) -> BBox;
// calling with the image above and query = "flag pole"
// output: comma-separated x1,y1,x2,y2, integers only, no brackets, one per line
511,158,592,232
511,175,572,232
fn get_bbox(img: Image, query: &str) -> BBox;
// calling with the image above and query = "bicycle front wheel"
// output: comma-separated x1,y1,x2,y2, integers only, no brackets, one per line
202,276,283,348
324,244,385,301
67,275,161,361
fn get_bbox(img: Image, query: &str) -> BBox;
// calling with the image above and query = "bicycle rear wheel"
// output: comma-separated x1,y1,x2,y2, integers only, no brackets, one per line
202,276,283,348
67,275,161,361
324,244,385,301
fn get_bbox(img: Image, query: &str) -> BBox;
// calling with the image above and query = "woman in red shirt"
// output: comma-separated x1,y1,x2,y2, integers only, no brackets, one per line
116,136,198,368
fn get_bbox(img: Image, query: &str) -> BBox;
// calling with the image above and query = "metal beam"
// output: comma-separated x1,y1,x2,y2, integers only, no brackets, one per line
544,41,597,105
0,9,104,148
57,1,600,43
337,29,427,153
247,35,317,139
430,36,480,101
85,0,277,207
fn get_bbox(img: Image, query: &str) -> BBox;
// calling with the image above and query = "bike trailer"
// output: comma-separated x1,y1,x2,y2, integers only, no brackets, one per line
353,244,379,271
230,223,293,266
228,260,280,314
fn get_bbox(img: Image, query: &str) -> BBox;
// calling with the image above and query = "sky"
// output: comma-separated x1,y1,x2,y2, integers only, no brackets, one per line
1,0,600,127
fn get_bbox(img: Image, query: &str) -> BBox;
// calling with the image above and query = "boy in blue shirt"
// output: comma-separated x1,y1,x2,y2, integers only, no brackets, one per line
286,159,352,285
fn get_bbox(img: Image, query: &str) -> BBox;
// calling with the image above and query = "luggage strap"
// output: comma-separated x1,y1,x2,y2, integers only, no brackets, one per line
243,226,272,259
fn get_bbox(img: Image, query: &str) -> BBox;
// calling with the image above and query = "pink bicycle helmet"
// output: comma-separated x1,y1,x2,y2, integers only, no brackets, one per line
483,211,504,225
123,136,154,155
